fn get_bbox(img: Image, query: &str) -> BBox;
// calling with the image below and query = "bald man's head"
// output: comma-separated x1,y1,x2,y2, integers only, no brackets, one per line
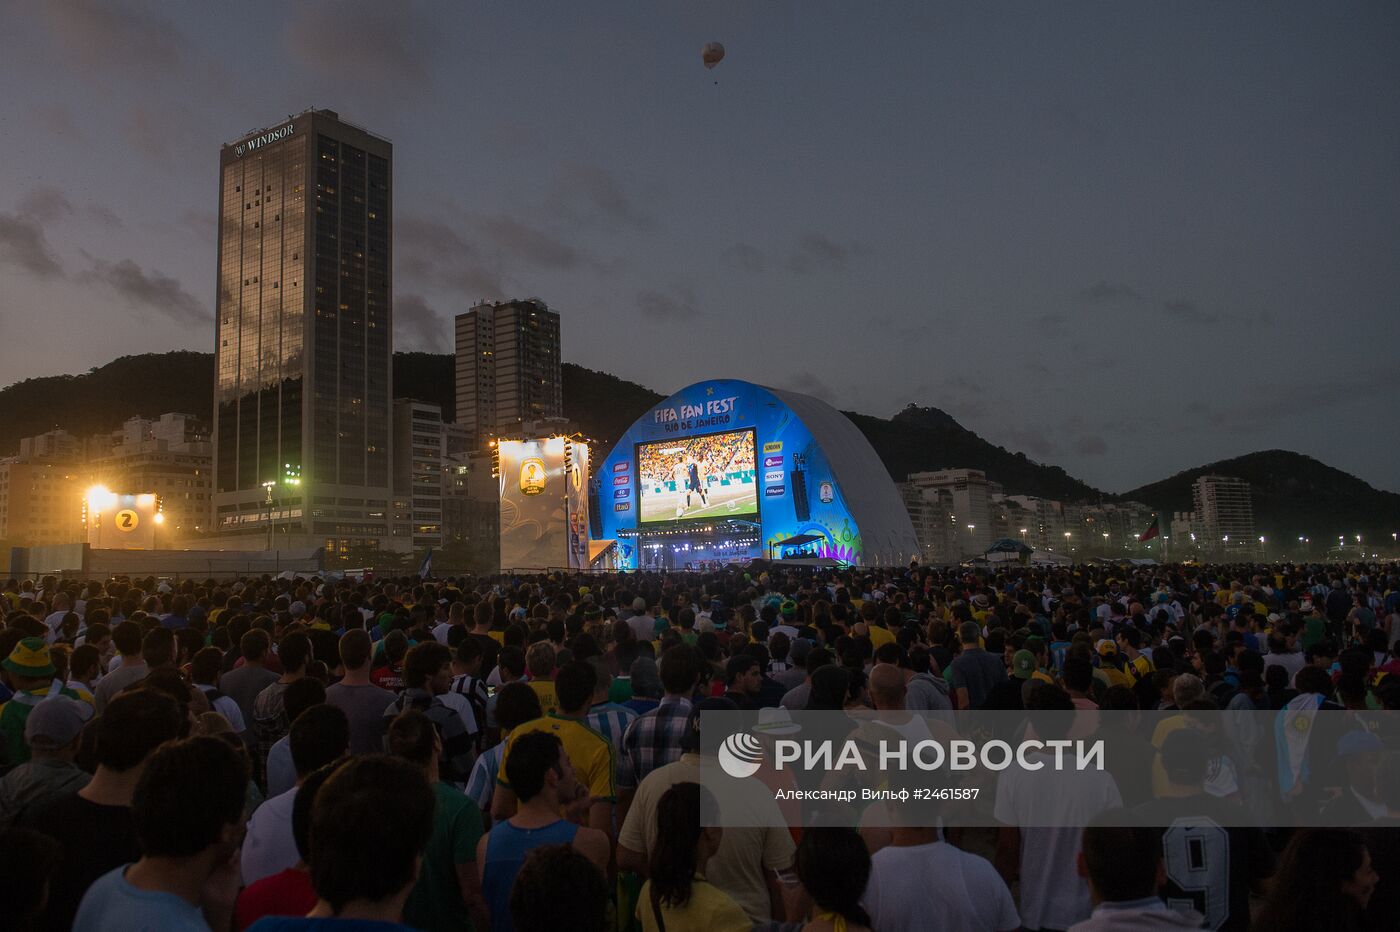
868,663,906,710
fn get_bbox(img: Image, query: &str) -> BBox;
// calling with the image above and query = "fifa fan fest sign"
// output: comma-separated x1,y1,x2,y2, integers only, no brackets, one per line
596,379,900,568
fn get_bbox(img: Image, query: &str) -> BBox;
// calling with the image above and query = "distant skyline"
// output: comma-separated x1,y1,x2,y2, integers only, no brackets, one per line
1,2,1397,494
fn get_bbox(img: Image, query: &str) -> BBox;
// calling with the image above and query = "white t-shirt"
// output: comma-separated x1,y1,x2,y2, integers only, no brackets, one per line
44,610,69,643
864,841,1019,932
196,684,247,733
436,688,480,736
1264,650,1305,687
994,754,1122,931
241,786,299,885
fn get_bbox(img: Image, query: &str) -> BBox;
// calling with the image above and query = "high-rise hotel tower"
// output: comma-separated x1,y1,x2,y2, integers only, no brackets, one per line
212,110,393,553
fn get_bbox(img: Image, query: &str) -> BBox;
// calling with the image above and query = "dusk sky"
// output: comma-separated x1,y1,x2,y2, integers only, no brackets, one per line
1,2,1396,494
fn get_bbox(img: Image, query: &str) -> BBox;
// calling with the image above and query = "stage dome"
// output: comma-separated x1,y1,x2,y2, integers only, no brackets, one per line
594,379,918,569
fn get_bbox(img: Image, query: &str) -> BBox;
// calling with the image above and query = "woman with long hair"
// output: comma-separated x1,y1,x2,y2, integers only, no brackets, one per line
1252,828,1378,932
638,782,749,932
793,828,872,932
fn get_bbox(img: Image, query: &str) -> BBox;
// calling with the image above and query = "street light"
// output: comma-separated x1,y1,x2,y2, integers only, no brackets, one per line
85,485,118,545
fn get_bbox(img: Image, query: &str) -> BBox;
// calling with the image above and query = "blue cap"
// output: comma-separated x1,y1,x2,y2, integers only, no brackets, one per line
1337,730,1383,757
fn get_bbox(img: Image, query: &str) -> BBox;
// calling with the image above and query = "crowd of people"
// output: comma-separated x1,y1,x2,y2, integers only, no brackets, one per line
0,560,1397,931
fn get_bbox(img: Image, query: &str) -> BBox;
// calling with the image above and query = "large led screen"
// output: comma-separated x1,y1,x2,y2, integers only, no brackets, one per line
636,429,758,524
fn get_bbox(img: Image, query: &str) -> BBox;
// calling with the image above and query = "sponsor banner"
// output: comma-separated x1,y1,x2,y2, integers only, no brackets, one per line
763,455,783,468
762,441,783,454
613,461,629,473
614,502,630,512
613,488,630,499
764,469,784,484
565,442,591,571
613,475,628,486
702,711,1395,829
498,440,566,571
765,485,785,497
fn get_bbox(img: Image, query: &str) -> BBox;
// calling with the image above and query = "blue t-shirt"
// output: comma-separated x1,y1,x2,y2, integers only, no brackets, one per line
481,819,578,932
74,865,209,932
249,920,414,931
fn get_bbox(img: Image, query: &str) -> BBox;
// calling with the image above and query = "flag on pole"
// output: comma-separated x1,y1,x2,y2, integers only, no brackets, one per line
418,548,433,579
1138,517,1160,542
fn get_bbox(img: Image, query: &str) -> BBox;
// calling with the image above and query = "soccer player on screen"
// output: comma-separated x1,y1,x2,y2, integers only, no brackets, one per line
684,454,708,511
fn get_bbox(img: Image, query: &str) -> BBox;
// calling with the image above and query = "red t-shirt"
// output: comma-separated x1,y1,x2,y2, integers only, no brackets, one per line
370,664,405,692
234,867,317,930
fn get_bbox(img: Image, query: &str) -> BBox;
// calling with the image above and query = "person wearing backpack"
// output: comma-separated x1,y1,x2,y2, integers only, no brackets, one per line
446,639,489,753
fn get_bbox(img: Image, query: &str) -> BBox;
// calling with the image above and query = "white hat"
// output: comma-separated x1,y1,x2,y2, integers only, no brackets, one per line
753,707,801,736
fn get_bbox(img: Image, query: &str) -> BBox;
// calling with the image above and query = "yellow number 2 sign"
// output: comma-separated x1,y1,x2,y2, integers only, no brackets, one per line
115,509,140,532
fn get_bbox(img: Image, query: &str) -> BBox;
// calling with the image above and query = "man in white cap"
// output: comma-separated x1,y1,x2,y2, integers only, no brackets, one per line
625,597,656,643
0,694,93,825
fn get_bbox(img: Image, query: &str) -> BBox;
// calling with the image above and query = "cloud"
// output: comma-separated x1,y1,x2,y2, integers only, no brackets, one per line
1163,298,1272,327
784,372,837,403
722,242,768,273
1074,434,1109,456
395,294,447,350
1185,369,1390,435
1080,280,1141,303
284,1,435,85
722,235,862,275
86,204,123,228
1034,312,1068,333
479,215,581,270
786,233,860,272
870,314,932,343
18,185,122,228
399,211,615,299
179,208,217,243
80,259,207,325
550,164,654,232
637,289,699,320
918,374,1000,422
40,0,182,76
0,212,65,278
1003,425,1059,460
1163,299,1221,325
29,103,84,141
17,187,73,223
398,215,505,299
121,105,178,165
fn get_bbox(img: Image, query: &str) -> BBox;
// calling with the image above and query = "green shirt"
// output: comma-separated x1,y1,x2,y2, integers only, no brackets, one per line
0,687,82,767
609,676,634,704
403,780,485,932
1302,615,1327,650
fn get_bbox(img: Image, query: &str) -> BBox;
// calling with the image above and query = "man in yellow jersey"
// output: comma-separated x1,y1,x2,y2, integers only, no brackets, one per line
524,642,558,714
493,660,616,837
